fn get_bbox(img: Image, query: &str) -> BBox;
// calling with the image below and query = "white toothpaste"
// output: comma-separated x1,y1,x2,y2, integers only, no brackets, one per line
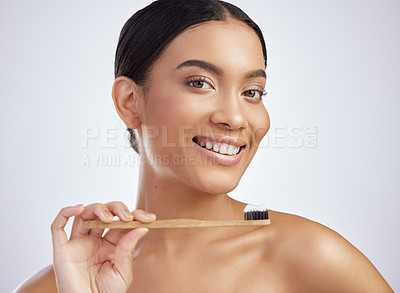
243,203,267,212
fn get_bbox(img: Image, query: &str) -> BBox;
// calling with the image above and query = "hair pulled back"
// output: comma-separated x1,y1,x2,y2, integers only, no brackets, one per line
115,0,267,153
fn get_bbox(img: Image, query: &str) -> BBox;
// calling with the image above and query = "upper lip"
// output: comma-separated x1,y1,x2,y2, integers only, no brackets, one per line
193,135,246,148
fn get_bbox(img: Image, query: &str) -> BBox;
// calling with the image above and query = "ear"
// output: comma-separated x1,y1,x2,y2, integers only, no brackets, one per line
112,76,143,129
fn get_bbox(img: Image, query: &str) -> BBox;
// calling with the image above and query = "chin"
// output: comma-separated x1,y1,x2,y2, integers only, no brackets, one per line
185,169,242,195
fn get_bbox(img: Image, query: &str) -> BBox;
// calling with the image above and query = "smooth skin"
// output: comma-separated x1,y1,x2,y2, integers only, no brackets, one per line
14,19,393,293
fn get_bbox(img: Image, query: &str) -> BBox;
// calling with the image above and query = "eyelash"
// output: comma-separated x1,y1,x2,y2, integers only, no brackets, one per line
183,76,266,101
184,76,214,90
243,88,268,100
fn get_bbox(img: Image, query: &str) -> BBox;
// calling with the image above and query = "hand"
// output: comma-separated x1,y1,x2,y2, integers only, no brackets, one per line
51,202,156,293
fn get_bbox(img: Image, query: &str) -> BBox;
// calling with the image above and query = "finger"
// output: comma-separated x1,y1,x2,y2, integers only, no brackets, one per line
113,228,149,286
104,209,156,245
103,229,129,246
103,209,156,245
51,205,84,248
80,203,115,222
105,201,134,222
70,203,113,239
132,209,156,223
104,206,156,246
84,202,134,239
88,201,134,239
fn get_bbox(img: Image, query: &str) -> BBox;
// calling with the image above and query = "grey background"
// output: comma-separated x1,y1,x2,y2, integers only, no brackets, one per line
1,0,399,291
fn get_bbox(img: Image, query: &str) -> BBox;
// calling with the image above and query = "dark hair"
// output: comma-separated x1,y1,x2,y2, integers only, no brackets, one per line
115,0,267,153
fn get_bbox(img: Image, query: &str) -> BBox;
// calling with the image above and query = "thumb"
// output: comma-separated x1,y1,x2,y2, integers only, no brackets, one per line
113,228,149,286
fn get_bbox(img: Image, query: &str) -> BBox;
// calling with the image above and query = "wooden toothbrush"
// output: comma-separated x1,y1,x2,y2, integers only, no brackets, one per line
84,204,270,229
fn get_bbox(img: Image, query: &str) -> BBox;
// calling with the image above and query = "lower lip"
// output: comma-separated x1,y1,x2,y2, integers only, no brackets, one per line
192,141,244,166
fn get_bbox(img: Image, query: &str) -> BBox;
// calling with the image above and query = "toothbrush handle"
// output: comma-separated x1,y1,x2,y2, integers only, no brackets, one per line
84,219,271,229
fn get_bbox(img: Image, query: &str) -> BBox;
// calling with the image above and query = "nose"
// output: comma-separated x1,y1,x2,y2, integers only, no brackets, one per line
209,91,248,131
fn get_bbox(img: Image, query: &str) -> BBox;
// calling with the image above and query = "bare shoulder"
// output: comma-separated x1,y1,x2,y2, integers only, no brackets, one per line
265,210,393,292
13,264,57,293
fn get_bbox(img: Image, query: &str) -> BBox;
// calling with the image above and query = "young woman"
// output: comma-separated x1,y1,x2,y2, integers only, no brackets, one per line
15,0,393,292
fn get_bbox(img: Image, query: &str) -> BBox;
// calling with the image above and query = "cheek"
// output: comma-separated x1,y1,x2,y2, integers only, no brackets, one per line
142,90,201,149
250,107,270,145
144,85,199,126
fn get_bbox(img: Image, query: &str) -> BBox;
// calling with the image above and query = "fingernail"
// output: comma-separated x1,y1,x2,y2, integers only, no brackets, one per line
123,208,133,220
103,209,112,218
138,228,149,238
144,211,156,220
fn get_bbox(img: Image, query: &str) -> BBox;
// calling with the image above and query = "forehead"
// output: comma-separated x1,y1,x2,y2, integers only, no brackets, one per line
152,19,265,75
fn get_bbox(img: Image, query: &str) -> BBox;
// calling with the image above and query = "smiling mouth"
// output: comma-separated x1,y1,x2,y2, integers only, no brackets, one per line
192,136,246,156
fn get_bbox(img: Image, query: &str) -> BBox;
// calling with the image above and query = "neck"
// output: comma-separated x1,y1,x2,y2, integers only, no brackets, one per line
135,165,241,221
134,163,246,254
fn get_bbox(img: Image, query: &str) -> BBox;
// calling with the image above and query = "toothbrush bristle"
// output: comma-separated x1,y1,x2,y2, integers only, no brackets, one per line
243,204,269,220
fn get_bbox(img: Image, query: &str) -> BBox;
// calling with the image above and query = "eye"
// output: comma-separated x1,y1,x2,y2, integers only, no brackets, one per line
242,88,267,100
184,76,214,90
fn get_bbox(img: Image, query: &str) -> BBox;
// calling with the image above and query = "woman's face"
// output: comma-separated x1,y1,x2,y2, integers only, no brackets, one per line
138,19,270,194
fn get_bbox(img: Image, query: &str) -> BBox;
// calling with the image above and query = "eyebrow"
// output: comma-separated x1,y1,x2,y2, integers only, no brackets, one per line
176,59,222,75
245,69,266,79
175,59,266,79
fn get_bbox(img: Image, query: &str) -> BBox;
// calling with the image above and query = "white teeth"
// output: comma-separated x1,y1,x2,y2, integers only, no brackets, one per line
219,144,228,154
195,138,242,156
213,143,219,152
227,145,234,155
